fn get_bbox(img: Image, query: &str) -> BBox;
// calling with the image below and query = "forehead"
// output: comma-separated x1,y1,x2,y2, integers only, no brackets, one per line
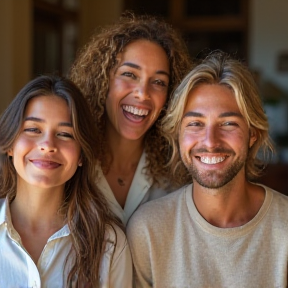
183,84,241,116
24,95,69,117
115,39,169,70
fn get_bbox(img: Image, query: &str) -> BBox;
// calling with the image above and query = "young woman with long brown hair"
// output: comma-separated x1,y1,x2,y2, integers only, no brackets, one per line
0,75,132,287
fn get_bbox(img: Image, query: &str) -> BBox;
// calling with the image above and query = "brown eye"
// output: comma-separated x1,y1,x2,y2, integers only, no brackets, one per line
24,128,41,134
122,72,136,79
154,79,167,87
57,132,74,139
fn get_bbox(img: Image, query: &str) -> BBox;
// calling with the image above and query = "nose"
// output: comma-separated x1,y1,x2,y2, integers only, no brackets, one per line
38,134,57,153
202,125,220,149
134,81,150,100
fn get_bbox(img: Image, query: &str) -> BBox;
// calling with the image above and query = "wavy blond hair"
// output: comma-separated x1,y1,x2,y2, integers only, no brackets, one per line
162,51,274,182
69,11,192,187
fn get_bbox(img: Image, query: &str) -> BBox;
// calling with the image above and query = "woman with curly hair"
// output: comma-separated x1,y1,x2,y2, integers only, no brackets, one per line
0,75,132,287
69,12,192,225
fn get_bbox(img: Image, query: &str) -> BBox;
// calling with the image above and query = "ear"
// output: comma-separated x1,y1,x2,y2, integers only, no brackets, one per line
78,156,83,167
7,149,13,157
249,128,257,148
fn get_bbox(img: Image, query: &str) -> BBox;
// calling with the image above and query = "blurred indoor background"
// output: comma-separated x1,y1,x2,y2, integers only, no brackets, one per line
0,0,287,192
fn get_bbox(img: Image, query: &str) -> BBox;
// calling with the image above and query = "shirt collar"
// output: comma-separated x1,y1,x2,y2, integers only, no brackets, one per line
96,151,153,225
0,197,70,239
0,198,6,225
0,197,12,226
124,151,152,210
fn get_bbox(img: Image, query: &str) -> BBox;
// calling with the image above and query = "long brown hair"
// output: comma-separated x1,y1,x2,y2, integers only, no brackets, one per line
69,11,192,188
0,75,121,286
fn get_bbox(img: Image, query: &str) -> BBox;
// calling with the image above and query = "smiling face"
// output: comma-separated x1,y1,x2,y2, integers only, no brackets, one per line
105,39,170,141
179,84,256,189
8,95,81,191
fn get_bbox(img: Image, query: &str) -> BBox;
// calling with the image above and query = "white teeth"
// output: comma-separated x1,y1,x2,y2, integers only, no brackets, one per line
200,156,226,164
122,105,149,116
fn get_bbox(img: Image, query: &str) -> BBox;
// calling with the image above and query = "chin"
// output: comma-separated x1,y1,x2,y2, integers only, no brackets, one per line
121,132,146,142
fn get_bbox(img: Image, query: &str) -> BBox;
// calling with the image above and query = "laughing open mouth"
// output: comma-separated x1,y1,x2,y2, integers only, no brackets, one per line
122,105,149,116
196,156,227,164
122,105,150,122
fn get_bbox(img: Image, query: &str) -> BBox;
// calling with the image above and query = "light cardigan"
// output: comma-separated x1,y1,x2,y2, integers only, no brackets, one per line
0,198,133,288
97,152,168,225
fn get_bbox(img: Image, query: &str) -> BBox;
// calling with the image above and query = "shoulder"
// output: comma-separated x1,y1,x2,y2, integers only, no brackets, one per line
142,183,169,203
259,184,288,202
141,184,188,211
100,225,132,287
258,184,288,218
104,224,129,260
127,185,190,232
267,186,288,207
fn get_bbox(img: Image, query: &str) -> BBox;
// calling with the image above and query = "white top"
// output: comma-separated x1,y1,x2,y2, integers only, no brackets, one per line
0,198,133,288
97,152,168,225
127,183,288,288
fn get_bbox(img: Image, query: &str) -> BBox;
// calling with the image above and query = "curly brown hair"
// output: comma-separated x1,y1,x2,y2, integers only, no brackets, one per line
69,11,192,188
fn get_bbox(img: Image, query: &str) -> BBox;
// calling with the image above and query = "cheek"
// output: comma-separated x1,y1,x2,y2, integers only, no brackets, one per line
226,131,249,147
179,130,196,155
153,92,168,112
10,141,27,171
11,137,32,157
66,143,81,160
108,78,132,96
106,80,132,111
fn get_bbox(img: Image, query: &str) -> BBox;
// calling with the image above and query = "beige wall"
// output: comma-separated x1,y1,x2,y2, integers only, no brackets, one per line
79,0,123,46
0,0,122,114
0,0,32,113
249,0,288,93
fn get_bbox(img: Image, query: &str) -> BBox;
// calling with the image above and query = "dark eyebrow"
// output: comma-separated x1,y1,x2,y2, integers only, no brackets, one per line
121,62,141,70
24,116,73,127
121,62,170,77
183,111,243,119
25,116,44,123
219,112,243,118
183,111,204,119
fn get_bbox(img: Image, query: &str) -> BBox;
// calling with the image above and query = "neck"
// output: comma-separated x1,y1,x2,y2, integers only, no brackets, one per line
10,183,65,231
105,126,145,172
192,177,265,228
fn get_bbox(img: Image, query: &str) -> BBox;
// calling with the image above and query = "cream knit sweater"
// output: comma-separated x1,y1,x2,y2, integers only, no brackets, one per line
127,184,288,288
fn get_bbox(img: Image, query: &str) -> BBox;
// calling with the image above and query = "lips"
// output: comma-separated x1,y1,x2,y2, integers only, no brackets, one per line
122,105,149,116
30,159,61,169
122,104,150,123
195,155,228,165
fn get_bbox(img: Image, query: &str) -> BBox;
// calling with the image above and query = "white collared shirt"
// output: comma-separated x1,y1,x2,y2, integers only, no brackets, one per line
0,198,132,288
97,152,168,225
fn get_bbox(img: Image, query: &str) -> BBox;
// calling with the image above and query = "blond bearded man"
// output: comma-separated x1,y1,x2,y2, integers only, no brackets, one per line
127,51,288,288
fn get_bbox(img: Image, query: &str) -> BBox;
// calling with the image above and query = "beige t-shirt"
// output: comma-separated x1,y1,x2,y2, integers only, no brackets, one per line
127,183,288,288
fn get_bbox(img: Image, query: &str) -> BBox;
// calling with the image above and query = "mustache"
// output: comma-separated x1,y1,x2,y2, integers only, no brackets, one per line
191,147,235,154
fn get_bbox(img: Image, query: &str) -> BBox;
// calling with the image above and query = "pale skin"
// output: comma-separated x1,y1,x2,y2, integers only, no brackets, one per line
104,39,170,208
104,128,143,207
10,183,65,264
179,84,265,228
8,95,81,263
